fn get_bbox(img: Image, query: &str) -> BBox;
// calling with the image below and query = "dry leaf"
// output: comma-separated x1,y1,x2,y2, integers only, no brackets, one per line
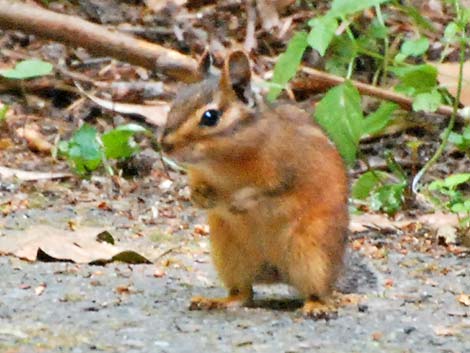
434,61,470,106
0,138,13,150
436,224,458,245
76,82,169,126
433,325,460,336
153,268,165,278
115,284,133,295
371,332,382,341
35,283,46,296
0,225,150,264
16,125,52,153
257,0,281,31
350,212,459,233
457,294,470,307
145,0,187,13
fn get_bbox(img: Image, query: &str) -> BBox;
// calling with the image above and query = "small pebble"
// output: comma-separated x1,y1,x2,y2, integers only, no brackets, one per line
358,304,368,312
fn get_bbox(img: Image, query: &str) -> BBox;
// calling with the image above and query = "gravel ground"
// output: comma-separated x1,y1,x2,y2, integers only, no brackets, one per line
1,180,470,353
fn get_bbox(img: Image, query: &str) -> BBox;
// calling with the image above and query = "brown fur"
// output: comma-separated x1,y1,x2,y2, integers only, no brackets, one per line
161,51,349,317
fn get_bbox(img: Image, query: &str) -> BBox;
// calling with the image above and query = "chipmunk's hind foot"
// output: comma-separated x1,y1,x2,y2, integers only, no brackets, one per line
301,296,338,320
189,288,253,311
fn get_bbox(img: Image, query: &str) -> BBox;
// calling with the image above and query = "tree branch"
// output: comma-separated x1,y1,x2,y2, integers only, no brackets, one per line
296,66,457,118
0,1,200,82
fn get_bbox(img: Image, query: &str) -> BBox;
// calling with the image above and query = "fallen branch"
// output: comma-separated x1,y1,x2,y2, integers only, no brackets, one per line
296,66,459,119
0,1,200,82
0,166,72,181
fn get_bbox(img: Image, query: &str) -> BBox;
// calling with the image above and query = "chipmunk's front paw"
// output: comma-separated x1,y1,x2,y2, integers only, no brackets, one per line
229,187,260,213
301,298,338,320
191,183,217,209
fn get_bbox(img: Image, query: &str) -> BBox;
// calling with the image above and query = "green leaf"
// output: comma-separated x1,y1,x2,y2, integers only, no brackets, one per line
0,104,8,122
444,22,459,43
0,59,53,80
315,81,363,165
329,0,390,18
267,32,308,101
400,37,429,58
352,170,390,200
307,16,338,56
450,199,470,214
368,19,389,39
443,173,470,189
428,179,445,191
464,126,470,139
370,182,406,215
363,102,398,135
325,35,355,76
447,126,470,152
59,124,102,175
448,131,464,146
392,64,438,96
412,89,442,112
113,123,147,133
102,124,146,159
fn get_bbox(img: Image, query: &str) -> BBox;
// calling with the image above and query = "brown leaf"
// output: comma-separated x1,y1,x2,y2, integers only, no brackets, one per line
457,293,470,307
350,212,459,233
76,82,169,127
145,0,187,13
433,325,460,336
434,61,470,106
16,125,52,153
153,268,165,278
257,0,281,32
0,225,150,264
35,283,46,296
371,332,382,341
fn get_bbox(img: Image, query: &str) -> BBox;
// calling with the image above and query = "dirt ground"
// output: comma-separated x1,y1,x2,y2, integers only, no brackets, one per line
0,175,469,353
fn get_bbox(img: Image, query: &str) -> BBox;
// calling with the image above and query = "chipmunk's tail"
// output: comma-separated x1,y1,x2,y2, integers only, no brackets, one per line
335,248,380,294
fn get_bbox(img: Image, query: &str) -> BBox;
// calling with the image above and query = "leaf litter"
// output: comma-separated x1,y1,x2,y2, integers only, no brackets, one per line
0,225,150,264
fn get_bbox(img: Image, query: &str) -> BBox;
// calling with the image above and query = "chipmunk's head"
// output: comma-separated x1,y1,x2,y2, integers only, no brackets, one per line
161,50,259,165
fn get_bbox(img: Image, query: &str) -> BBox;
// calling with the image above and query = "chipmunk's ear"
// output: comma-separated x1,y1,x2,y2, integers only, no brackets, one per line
197,49,213,78
222,50,252,104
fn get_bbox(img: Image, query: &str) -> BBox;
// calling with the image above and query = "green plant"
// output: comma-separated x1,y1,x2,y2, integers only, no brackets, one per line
412,0,470,192
428,174,470,231
448,125,470,155
0,59,53,80
0,104,8,123
352,152,408,215
315,81,397,165
267,0,406,166
57,123,147,176
268,0,469,218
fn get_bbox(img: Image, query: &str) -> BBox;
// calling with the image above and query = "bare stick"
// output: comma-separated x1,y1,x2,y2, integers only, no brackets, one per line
0,1,200,82
297,66,457,118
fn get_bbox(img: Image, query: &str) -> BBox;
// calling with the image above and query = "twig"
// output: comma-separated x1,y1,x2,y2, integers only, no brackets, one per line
0,1,200,82
244,0,257,52
297,66,458,119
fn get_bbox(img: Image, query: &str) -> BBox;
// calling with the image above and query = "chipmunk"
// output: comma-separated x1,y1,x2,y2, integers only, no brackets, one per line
161,51,349,318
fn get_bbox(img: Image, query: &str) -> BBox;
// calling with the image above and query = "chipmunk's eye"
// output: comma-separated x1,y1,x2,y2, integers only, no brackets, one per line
199,109,221,127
